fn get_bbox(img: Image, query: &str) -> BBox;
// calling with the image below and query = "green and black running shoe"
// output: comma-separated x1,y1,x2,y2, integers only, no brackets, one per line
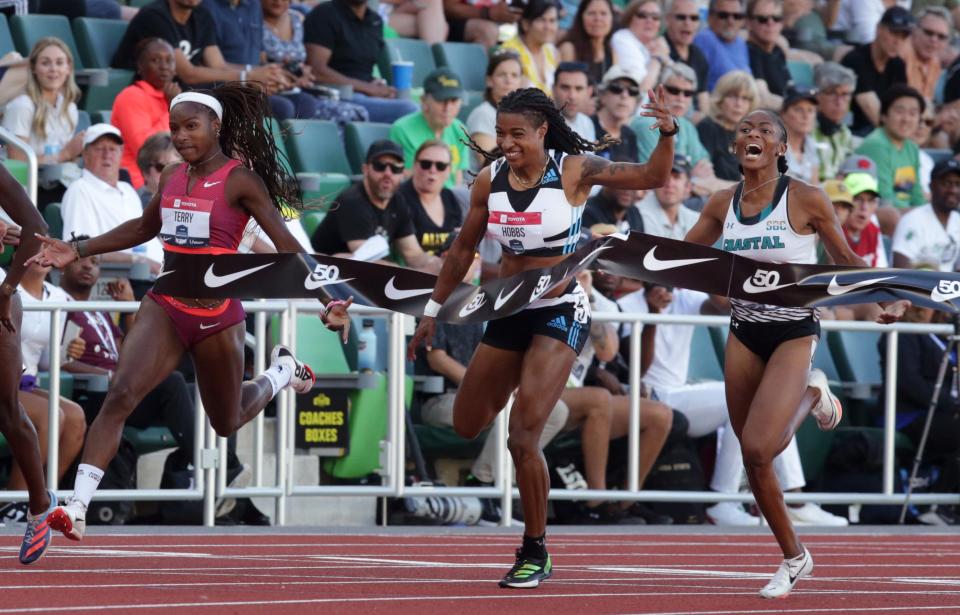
498,549,553,588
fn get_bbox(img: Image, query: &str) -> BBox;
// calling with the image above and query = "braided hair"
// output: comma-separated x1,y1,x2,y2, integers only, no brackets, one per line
191,83,303,213
465,87,617,166
736,109,790,176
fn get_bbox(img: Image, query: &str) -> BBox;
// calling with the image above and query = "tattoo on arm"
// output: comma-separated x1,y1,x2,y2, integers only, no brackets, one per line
581,156,629,180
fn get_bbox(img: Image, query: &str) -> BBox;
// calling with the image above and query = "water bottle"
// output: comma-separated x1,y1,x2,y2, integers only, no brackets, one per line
356,319,377,372
43,142,61,160
404,495,482,526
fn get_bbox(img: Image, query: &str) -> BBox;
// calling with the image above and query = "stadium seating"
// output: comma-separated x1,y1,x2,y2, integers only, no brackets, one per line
379,37,436,88
0,14,16,57
281,119,352,176
687,326,724,383
10,14,84,69
73,17,127,69
91,110,111,124
786,60,814,89
344,121,392,175
82,69,134,112
431,42,487,92
458,90,485,123
43,202,63,239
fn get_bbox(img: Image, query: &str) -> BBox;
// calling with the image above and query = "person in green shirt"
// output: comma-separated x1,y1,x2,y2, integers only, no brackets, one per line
855,84,926,209
389,67,471,188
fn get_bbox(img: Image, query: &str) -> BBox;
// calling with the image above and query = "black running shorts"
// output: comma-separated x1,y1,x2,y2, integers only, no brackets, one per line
482,281,591,354
729,316,820,363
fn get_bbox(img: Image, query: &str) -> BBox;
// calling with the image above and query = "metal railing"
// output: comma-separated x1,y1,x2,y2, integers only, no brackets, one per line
3,300,958,526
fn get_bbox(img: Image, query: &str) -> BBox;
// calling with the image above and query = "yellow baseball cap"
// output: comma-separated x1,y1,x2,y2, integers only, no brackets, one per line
823,179,853,207
843,172,880,197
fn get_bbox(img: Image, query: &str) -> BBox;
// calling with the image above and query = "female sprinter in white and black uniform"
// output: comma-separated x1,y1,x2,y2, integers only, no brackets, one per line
684,109,908,598
408,86,677,588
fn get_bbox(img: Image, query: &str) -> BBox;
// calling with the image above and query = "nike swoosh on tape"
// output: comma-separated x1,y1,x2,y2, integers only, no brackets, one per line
204,263,274,288
203,180,222,188
199,322,221,330
826,275,895,296
742,280,795,294
384,276,434,300
156,269,175,279
643,246,717,271
494,283,523,311
304,275,354,290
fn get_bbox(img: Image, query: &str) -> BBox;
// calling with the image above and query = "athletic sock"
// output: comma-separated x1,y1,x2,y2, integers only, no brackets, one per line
521,533,547,560
72,464,104,510
261,363,292,398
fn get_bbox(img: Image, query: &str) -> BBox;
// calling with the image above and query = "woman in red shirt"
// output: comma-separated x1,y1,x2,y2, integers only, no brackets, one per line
112,38,180,189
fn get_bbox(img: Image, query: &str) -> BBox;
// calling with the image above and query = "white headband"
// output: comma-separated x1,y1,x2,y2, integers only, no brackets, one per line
170,92,223,120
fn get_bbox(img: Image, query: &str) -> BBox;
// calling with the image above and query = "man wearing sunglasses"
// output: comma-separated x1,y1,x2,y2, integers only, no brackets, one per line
664,0,710,119
693,0,751,92
745,0,787,109
390,68,470,188
903,7,951,103
592,65,641,165
135,133,182,209
310,139,442,273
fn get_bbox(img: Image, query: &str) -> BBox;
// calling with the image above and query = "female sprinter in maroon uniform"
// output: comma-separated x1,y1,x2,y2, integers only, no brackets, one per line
684,109,907,598
29,84,351,540
408,86,676,588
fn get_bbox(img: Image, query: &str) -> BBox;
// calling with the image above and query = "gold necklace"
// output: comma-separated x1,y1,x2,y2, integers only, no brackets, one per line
742,174,780,198
510,154,550,189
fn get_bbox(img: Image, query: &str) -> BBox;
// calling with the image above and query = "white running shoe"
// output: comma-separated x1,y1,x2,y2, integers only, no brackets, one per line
45,498,87,542
759,546,814,599
787,502,849,526
706,501,761,526
270,345,315,394
808,369,842,430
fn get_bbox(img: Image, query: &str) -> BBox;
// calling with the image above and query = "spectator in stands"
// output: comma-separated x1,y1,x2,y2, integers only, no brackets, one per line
375,0,449,45
879,304,960,526
832,0,896,46
892,158,960,271
746,0,788,109
782,0,837,61
903,6,951,104
781,86,819,185
135,132,181,208
310,140,442,273
552,62,597,141
466,49,523,166
856,85,926,209
639,155,699,239
1,262,86,512
697,70,758,181
303,0,418,123
500,0,561,94
113,0,301,120
558,0,616,86
823,178,853,229
840,172,887,268
813,62,857,182
61,124,164,275
37,0,139,21
111,38,179,190
610,0,670,94
930,100,960,151
664,0,710,119
58,243,198,483
840,6,911,137
618,283,847,527
442,0,522,50
389,68,470,187
592,65,641,163
398,141,463,255
2,37,83,167
582,154,645,234
694,0,751,92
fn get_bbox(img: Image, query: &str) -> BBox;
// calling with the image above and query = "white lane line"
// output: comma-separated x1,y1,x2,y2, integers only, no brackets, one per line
627,606,960,615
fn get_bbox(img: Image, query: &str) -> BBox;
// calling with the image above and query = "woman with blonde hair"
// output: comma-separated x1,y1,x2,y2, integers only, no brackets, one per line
2,37,83,167
697,70,759,181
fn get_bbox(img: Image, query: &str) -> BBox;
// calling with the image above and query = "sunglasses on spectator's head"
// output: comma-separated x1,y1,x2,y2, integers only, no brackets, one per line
750,14,782,24
712,10,745,20
606,82,640,97
671,13,700,22
371,160,405,174
664,84,695,98
417,159,450,171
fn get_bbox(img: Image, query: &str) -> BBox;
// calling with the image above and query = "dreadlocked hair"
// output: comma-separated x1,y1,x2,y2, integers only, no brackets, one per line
465,87,618,167
205,82,304,214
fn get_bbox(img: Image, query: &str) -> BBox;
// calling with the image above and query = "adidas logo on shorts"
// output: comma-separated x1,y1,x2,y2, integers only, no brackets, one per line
546,315,568,332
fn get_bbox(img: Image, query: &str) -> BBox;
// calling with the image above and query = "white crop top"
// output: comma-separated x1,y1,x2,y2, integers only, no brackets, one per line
485,150,584,257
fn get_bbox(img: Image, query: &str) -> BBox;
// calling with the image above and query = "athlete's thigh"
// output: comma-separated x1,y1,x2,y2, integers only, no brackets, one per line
0,295,22,406
453,342,524,429
189,321,246,415
723,332,767,439
740,335,816,449
109,298,186,403
511,335,577,431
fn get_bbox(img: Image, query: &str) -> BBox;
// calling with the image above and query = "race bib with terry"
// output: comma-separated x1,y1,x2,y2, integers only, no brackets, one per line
160,195,214,248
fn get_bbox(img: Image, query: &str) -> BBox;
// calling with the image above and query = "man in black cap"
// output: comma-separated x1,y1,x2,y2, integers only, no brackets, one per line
581,153,646,236
310,140,442,273
892,157,960,272
389,67,470,187
840,6,912,136
640,155,700,240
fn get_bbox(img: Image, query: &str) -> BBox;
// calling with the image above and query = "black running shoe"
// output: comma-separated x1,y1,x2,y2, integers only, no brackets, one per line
499,549,552,588
626,502,674,525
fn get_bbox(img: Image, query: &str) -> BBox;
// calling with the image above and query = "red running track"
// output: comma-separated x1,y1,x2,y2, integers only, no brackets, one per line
1,530,959,614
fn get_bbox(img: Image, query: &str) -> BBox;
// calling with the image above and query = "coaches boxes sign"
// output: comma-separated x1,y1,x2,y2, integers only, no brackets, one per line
295,390,349,456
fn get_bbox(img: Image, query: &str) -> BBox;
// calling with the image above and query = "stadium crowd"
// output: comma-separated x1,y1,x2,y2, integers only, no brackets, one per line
0,0,958,528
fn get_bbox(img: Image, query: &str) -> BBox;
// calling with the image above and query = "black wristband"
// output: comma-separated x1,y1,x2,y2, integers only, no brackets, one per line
660,117,680,137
